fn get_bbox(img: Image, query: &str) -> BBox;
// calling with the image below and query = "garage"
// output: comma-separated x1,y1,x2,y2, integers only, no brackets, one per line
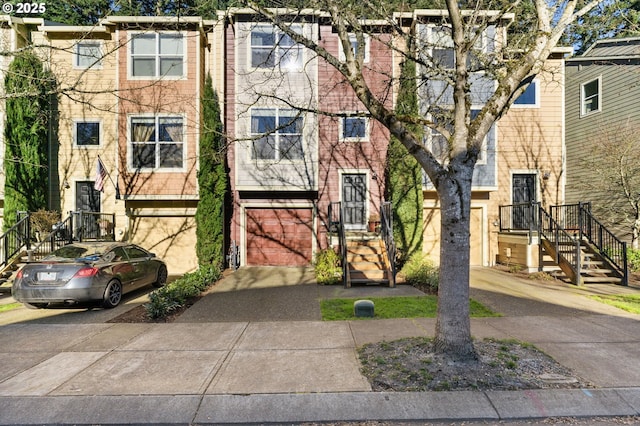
244,207,313,266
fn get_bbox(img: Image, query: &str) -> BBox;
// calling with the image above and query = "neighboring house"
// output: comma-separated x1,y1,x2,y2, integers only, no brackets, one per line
565,37,640,244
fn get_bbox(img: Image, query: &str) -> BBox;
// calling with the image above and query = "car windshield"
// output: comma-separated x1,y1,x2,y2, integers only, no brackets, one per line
45,245,107,261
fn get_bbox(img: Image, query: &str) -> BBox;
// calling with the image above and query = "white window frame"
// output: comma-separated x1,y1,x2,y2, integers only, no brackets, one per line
513,80,540,108
427,25,486,71
581,76,601,116
339,33,370,63
74,41,103,69
249,24,303,71
249,108,304,162
339,115,370,142
74,120,102,147
128,114,186,171
128,32,186,79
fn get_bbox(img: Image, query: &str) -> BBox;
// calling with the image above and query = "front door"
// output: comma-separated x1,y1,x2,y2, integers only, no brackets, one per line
512,174,536,230
76,181,101,238
342,174,367,230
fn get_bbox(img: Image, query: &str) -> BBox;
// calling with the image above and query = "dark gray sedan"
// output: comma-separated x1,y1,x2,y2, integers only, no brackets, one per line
12,242,168,309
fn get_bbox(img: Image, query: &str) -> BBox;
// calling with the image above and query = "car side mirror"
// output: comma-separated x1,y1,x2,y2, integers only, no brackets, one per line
149,253,156,258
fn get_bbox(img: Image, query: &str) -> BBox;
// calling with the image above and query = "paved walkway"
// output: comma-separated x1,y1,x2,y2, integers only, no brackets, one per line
0,267,640,424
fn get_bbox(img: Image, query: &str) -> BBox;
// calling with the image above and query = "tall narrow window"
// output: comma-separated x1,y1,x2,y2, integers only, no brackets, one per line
581,77,601,116
340,116,369,142
339,34,370,63
130,33,184,78
514,81,539,107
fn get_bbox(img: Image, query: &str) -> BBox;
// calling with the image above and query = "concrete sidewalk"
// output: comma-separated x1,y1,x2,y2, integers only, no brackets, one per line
0,267,640,424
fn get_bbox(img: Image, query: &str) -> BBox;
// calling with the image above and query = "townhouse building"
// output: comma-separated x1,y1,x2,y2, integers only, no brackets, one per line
0,10,571,274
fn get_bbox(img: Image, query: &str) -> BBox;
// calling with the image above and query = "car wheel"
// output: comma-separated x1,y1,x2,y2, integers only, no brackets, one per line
153,265,168,288
102,280,122,308
24,302,48,309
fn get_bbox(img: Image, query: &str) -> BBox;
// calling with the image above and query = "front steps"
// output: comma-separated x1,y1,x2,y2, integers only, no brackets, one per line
345,233,393,287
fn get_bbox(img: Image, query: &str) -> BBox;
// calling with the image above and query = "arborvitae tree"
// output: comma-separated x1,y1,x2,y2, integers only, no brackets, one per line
196,74,227,267
4,53,55,229
386,58,423,266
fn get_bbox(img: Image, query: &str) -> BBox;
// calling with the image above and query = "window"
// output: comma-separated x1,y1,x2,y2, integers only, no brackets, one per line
581,77,600,116
428,26,484,71
130,33,184,78
130,116,184,169
75,121,100,146
75,42,102,68
250,25,302,70
339,34,370,63
251,109,303,160
340,116,369,141
514,81,539,107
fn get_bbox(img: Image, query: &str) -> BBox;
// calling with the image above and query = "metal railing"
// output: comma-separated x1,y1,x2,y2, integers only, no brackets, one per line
28,215,74,262
580,206,628,285
72,211,116,241
539,207,581,283
498,202,540,244
380,202,396,288
550,202,590,231
0,211,30,269
328,202,350,288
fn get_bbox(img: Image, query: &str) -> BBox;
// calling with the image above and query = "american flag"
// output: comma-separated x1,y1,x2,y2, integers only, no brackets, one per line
94,158,107,192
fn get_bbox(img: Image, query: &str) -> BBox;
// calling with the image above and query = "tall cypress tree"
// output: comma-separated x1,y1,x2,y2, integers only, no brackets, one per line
196,74,227,267
386,58,423,265
4,53,55,229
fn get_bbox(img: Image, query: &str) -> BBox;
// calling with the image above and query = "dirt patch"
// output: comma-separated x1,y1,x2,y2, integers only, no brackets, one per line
358,337,594,392
106,296,201,324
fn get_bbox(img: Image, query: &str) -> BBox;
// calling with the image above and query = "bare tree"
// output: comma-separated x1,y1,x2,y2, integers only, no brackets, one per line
579,122,640,249
244,0,607,360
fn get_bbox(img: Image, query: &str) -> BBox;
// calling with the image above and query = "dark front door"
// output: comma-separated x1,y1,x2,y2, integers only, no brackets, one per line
342,174,367,230
76,181,101,238
512,174,536,230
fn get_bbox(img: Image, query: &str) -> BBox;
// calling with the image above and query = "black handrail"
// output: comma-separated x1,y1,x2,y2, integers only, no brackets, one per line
329,202,350,288
539,207,582,284
0,211,30,269
579,205,628,285
28,214,74,262
380,202,396,288
498,202,539,244
72,211,116,241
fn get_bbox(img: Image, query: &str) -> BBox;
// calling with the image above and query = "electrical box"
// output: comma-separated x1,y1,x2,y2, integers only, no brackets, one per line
354,299,375,318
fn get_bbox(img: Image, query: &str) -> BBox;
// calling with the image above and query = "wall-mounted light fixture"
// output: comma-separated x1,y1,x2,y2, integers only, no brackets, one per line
63,180,70,189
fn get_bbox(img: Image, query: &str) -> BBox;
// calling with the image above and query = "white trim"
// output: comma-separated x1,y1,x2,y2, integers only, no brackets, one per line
73,119,102,147
73,41,103,70
338,115,370,142
338,169,370,231
512,79,540,108
339,33,370,63
580,75,602,117
247,23,304,72
127,113,187,172
127,30,187,80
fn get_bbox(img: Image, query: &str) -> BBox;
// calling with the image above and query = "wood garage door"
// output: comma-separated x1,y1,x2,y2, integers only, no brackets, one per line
423,207,484,266
245,208,313,266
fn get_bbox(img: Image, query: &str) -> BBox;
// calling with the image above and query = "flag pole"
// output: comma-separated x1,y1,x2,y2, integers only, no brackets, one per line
97,155,121,199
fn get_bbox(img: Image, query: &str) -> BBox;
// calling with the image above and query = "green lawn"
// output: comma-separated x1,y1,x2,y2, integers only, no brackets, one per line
0,302,22,313
590,294,640,314
321,295,499,320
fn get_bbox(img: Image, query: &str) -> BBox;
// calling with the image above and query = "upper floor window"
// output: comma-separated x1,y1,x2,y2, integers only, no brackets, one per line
75,121,101,146
340,116,369,142
130,33,184,78
581,77,601,116
250,25,302,70
75,42,102,69
339,33,370,63
427,26,486,71
251,108,304,161
130,116,184,170
514,80,539,107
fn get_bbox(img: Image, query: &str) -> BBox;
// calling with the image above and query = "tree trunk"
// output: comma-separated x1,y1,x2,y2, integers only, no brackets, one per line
433,167,477,361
